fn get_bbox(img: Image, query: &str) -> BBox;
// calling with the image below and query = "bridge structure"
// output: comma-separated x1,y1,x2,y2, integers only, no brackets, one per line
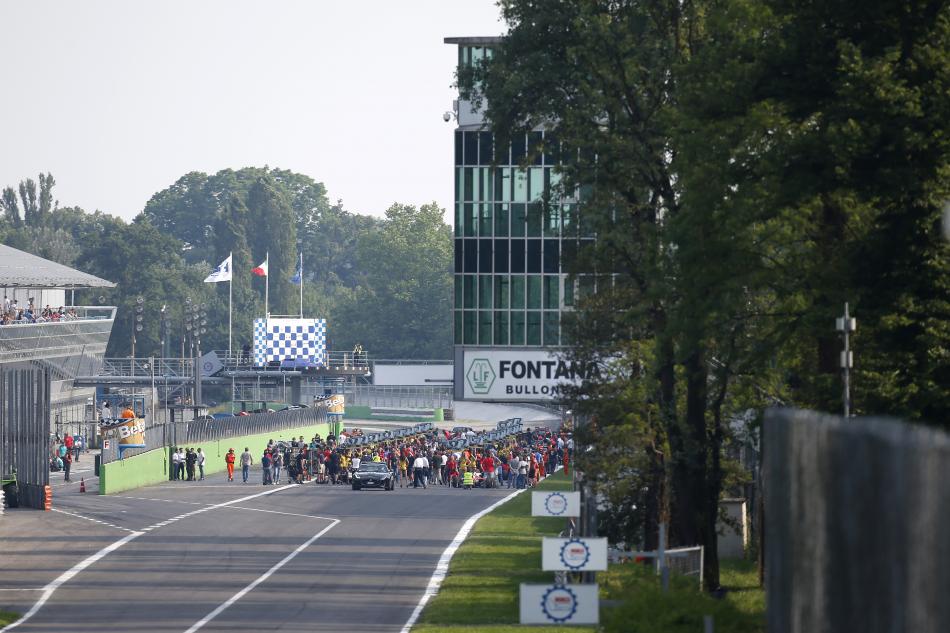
73,350,372,419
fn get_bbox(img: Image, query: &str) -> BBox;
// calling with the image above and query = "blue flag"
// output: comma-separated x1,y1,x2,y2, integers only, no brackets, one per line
290,258,302,285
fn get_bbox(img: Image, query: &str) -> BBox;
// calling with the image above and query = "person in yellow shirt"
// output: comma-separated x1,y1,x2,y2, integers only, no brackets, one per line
340,454,350,484
462,470,474,490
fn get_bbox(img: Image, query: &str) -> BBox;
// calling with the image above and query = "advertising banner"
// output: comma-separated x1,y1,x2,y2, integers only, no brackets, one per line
316,394,345,416
542,537,609,571
461,350,598,401
519,584,599,625
531,491,581,517
101,418,146,456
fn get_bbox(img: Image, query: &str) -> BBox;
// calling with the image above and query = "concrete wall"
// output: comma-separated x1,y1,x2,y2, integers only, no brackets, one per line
99,421,331,494
373,363,453,386
764,408,950,633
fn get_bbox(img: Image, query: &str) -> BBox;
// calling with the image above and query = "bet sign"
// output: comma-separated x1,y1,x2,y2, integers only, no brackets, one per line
542,537,608,571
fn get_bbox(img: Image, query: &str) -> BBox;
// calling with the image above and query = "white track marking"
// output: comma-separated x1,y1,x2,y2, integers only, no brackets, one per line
116,495,206,506
399,467,562,633
398,487,528,633
183,518,340,633
51,508,137,534
0,589,43,592
225,506,334,520
1,484,302,632
0,530,142,632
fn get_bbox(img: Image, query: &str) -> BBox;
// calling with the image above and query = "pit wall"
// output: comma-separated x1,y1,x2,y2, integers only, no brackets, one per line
99,422,331,495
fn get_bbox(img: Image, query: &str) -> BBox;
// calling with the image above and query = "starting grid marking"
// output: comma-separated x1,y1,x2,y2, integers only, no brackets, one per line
51,508,137,534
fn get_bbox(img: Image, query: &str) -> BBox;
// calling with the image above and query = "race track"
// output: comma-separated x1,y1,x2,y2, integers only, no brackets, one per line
0,466,518,632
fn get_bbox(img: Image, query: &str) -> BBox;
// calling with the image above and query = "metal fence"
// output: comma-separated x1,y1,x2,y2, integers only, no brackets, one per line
0,364,51,509
347,385,454,409
765,408,950,633
102,404,330,463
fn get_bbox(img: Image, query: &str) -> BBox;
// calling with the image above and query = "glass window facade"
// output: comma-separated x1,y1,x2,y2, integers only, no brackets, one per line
454,128,600,347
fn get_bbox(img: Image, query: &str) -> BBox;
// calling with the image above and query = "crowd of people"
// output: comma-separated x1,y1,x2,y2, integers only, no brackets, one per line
215,425,573,490
49,433,85,482
2,296,81,325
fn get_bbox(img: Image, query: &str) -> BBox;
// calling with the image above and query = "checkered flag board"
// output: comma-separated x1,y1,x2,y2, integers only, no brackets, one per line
253,317,327,366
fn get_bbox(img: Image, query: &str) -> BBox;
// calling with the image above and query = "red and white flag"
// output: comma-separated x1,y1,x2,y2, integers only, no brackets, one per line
251,258,268,277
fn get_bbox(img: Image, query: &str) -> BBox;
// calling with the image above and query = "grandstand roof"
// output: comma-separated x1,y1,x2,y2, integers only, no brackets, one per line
0,244,115,288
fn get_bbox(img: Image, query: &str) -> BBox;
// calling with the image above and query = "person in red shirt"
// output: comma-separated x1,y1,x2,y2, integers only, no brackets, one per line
446,455,459,488
482,454,495,488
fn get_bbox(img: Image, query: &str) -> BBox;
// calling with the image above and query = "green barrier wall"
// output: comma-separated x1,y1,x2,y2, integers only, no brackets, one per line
99,422,330,495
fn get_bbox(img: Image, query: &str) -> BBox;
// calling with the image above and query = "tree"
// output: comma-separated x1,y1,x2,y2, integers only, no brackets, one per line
245,176,297,315
142,171,217,259
18,178,38,226
0,187,21,228
214,193,257,350
332,202,453,359
77,218,211,357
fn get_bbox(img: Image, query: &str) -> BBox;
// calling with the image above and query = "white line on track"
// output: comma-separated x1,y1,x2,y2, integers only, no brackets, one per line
398,468,562,633
183,518,340,633
0,530,142,632
226,505,335,520
0,483,303,632
51,508,137,534
398,487,528,633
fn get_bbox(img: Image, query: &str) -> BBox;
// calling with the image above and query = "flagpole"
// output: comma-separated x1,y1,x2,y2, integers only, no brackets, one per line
265,251,269,317
299,252,303,318
228,251,233,357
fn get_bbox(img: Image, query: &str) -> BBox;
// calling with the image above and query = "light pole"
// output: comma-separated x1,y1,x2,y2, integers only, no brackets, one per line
836,302,856,418
131,295,144,362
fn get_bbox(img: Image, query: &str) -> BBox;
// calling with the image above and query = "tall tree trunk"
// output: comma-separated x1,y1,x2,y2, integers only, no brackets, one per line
684,349,709,579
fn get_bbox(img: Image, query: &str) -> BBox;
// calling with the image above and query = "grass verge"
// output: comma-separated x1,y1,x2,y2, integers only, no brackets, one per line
412,471,765,633
0,611,19,626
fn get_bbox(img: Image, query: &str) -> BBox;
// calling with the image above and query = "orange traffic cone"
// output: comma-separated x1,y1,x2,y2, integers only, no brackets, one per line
79,478,86,493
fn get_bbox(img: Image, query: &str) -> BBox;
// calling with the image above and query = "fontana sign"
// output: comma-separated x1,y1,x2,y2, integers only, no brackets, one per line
461,350,598,401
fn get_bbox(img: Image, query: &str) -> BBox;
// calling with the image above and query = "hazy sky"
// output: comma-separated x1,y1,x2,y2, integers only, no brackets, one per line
0,1,505,221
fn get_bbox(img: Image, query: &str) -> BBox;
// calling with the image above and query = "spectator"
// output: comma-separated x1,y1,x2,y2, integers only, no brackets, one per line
240,447,253,483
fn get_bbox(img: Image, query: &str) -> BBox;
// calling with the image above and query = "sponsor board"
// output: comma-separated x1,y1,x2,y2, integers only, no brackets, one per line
100,418,146,455
462,350,598,401
531,491,581,517
519,584,599,625
542,537,609,571
316,394,345,415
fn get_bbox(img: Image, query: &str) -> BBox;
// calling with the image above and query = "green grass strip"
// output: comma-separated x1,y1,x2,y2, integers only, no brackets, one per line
0,611,19,626
414,472,593,633
413,470,765,633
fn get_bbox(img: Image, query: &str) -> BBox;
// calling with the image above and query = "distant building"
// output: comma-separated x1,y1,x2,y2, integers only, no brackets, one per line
445,37,599,403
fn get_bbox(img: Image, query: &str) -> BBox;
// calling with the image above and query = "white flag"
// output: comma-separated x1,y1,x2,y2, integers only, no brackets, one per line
204,255,232,283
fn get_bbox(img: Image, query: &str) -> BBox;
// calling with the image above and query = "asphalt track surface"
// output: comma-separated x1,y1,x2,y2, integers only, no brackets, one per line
0,464,517,632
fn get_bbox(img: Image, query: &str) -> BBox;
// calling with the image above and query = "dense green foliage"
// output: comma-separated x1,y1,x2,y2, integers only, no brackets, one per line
466,0,950,590
0,168,453,359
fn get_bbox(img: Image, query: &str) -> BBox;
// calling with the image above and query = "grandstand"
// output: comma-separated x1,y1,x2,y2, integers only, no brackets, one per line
0,244,115,509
